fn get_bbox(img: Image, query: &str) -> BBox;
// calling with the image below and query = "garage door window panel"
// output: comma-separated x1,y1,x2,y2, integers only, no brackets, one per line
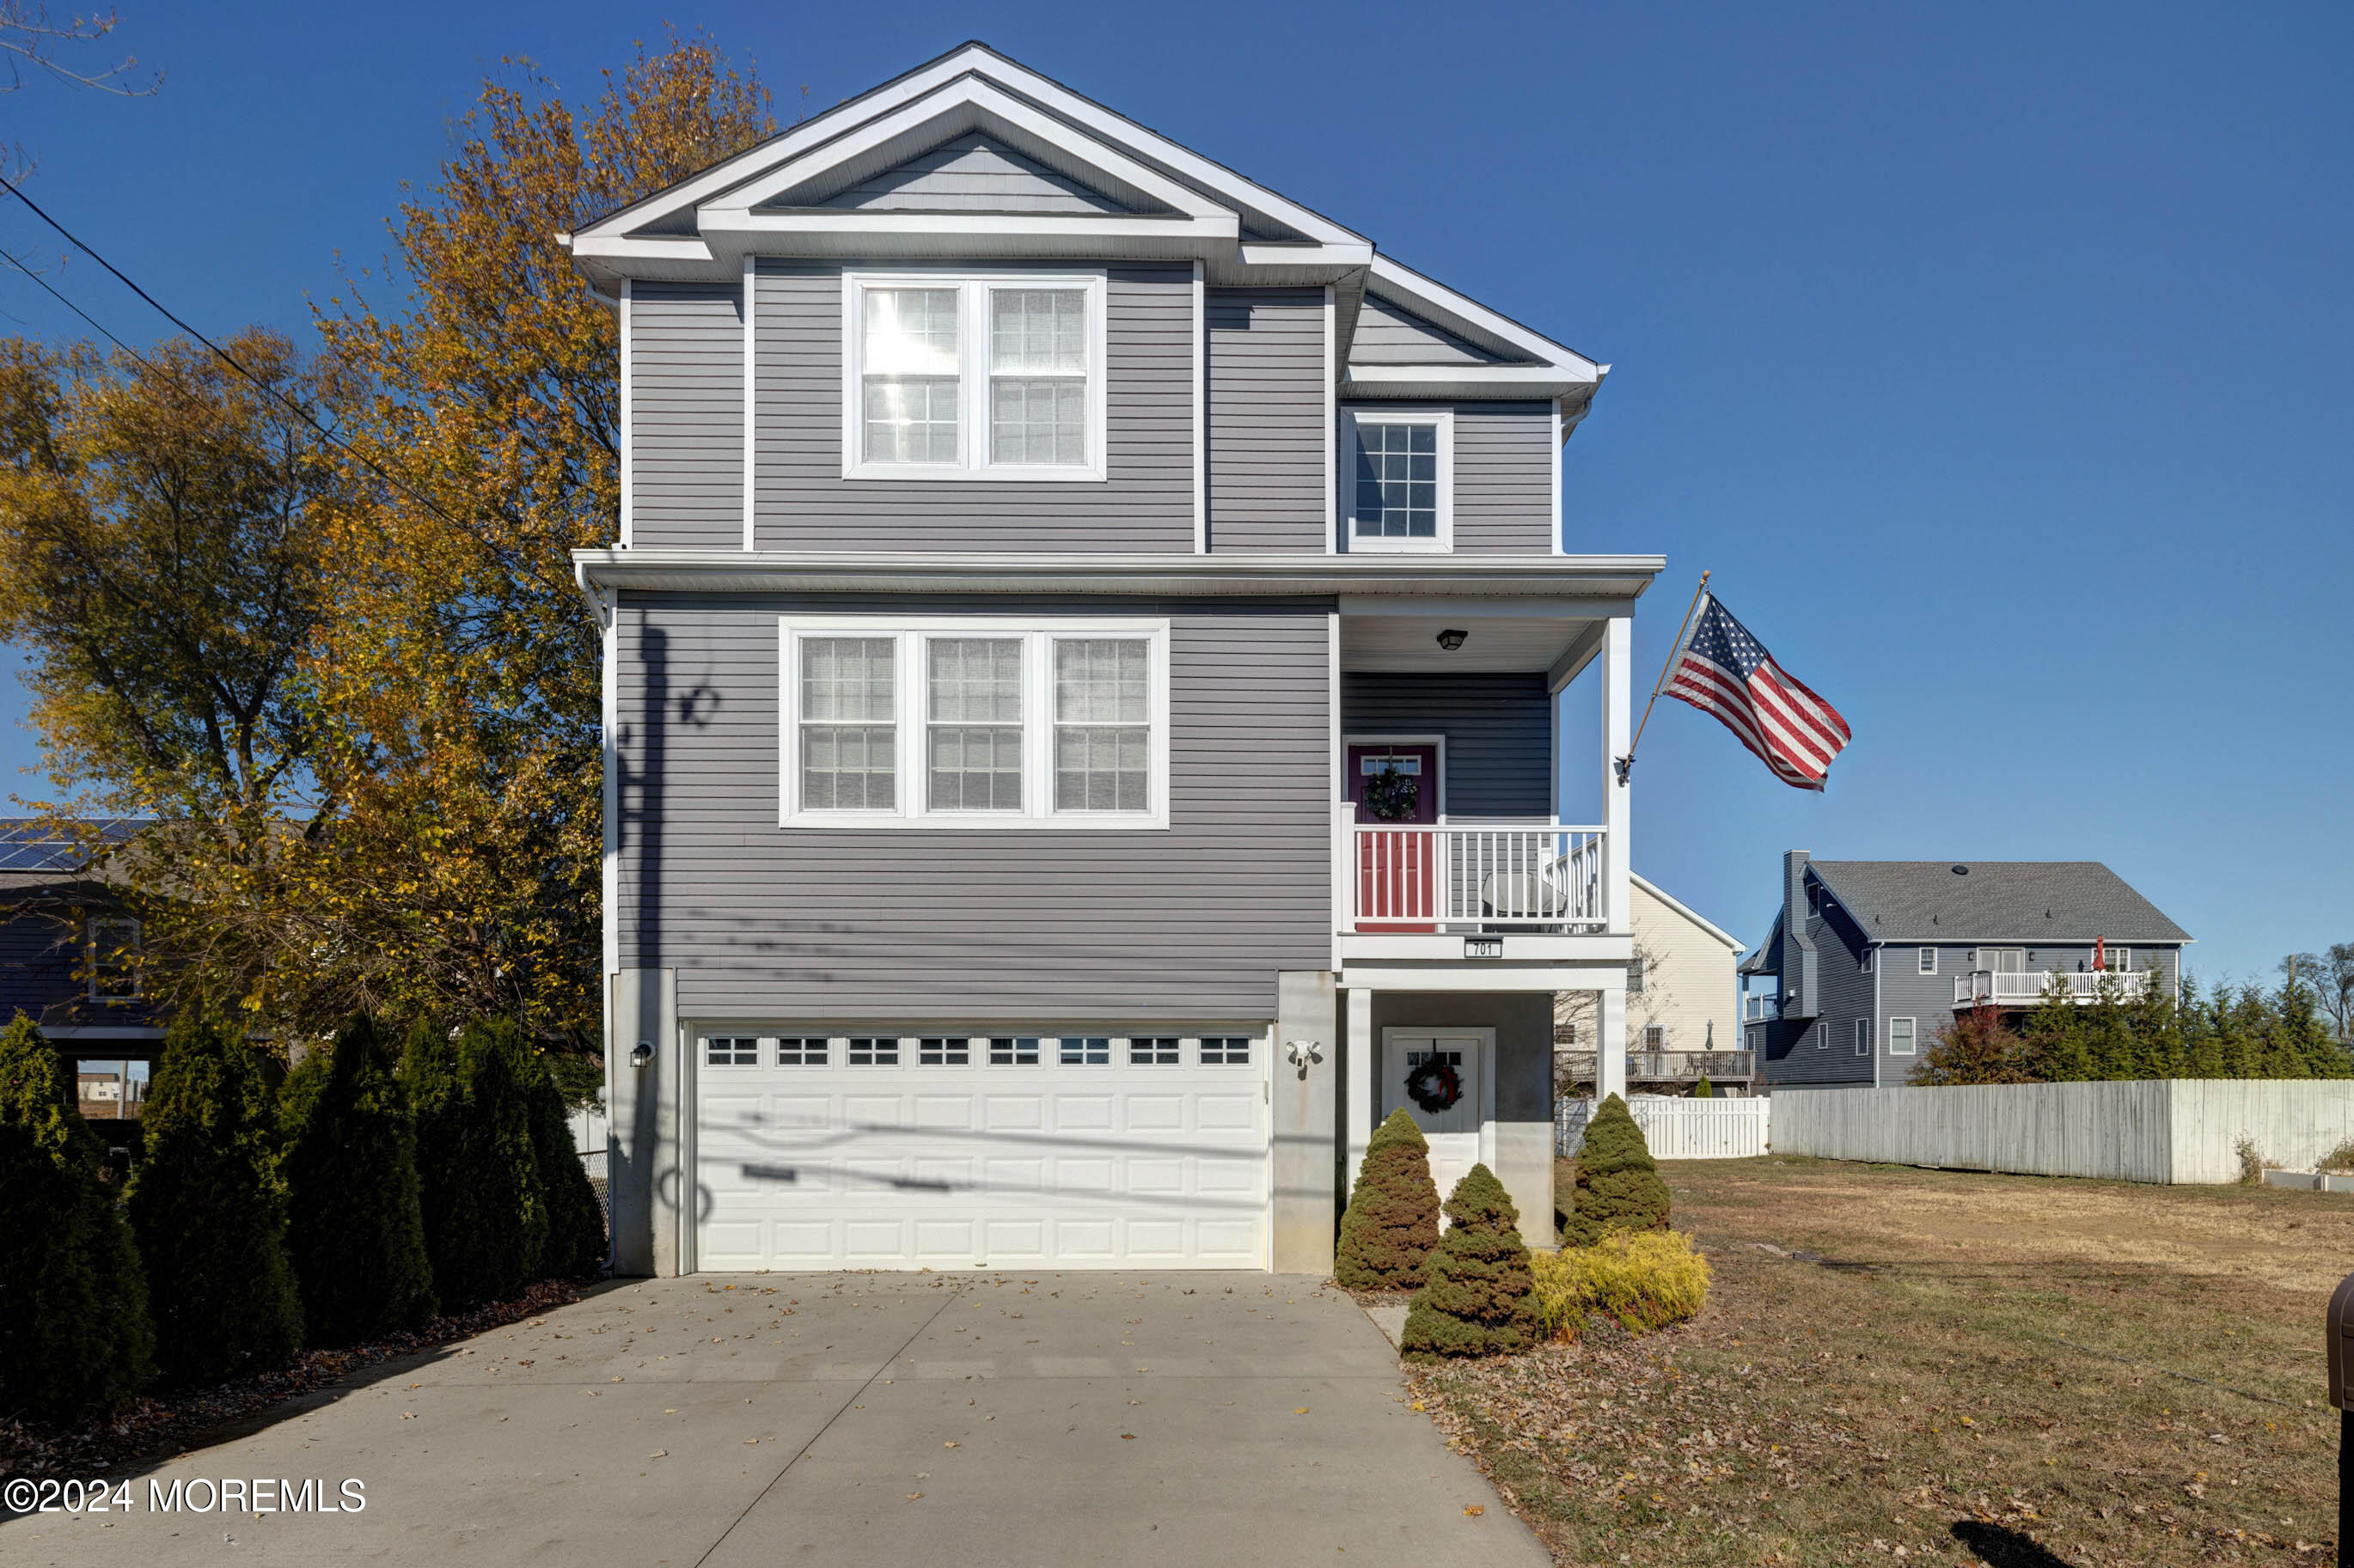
1060,1036,1110,1066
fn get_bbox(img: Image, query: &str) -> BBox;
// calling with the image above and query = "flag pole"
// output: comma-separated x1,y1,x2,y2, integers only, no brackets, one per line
1613,570,1709,784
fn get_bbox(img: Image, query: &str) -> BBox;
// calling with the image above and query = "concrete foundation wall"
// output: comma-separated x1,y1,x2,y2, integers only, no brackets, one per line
1272,971,1341,1274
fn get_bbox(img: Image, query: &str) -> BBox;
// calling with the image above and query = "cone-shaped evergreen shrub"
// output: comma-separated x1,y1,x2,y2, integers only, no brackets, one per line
128,1013,303,1387
279,1016,437,1346
525,1053,607,1279
1560,1093,1672,1248
404,1018,546,1309
1399,1163,1537,1360
0,1011,154,1419
1691,1076,1714,1098
1335,1107,1441,1291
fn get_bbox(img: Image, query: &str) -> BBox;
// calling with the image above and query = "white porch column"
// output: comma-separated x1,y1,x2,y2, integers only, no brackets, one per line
1345,985,1374,1195
1597,983,1629,1103
1601,615,1633,936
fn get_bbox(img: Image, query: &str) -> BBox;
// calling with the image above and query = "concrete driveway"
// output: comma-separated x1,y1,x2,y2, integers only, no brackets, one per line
3,1272,1549,1566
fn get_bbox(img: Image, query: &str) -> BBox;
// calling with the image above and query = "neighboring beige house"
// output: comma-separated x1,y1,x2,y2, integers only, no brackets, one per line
1557,874,1748,1093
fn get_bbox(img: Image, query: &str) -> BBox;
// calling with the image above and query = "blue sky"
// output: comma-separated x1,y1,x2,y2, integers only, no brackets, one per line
1,1,2345,983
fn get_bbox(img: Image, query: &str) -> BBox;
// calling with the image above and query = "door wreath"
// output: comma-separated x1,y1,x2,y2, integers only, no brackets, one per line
1363,763,1421,822
1404,1058,1463,1113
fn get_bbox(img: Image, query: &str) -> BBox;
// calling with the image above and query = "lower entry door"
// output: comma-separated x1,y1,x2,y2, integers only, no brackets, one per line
1380,1031,1488,1205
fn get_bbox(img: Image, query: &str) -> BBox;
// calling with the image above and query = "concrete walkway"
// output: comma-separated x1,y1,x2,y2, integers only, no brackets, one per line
3,1273,1550,1567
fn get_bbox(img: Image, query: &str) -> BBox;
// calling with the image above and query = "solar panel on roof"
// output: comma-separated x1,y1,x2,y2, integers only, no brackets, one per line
0,818,147,873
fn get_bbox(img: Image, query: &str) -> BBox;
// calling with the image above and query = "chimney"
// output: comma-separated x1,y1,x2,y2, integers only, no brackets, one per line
1782,851,1818,1019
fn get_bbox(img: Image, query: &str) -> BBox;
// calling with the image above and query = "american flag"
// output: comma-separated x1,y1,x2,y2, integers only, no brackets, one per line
1664,594,1852,790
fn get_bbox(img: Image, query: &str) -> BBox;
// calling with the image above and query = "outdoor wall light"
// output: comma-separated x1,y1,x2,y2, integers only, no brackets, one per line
1284,1039,1324,1079
630,1040,654,1069
1435,628,1468,650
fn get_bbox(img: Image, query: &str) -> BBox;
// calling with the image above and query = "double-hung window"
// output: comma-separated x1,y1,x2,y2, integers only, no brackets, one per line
781,616,1169,828
88,918,141,1003
1887,1018,1917,1056
1342,409,1452,552
844,271,1107,480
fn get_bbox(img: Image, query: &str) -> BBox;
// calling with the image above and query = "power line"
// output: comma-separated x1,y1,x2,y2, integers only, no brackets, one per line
0,172,473,533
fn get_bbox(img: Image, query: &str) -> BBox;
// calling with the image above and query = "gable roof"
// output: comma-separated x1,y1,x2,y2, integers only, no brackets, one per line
1806,861,2192,944
560,41,1605,422
1631,872,1743,954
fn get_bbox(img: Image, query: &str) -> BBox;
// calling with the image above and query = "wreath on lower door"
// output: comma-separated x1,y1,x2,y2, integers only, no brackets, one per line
1404,1058,1464,1113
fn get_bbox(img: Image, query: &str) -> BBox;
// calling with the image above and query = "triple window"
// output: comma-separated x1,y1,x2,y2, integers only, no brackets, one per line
783,618,1169,828
845,272,1107,480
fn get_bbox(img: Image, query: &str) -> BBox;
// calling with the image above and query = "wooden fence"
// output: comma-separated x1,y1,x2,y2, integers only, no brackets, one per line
1769,1079,2354,1185
1557,1095,1771,1160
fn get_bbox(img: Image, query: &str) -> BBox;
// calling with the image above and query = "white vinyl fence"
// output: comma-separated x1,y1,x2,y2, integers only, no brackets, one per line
1557,1095,1771,1160
1770,1079,2354,1185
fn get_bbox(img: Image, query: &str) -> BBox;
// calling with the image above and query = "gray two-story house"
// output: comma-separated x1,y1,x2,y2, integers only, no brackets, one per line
1740,851,2192,1089
571,43,1658,1278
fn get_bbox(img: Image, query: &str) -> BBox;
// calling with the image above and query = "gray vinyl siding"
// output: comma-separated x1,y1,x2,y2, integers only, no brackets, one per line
611,593,1332,1018
1207,287,1328,552
1349,296,1508,365
816,134,1127,213
629,283,744,550
1339,672,1551,818
1339,400,1555,555
1765,906,1876,1087
749,261,1194,552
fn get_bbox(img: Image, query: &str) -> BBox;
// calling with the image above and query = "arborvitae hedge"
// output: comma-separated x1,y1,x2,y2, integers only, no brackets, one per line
525,1052,607,1279
0,1011,154,1419
404,1018,547,1309
279,1016,437,1345
1561,1093,1672,1248
1335,1107,1441,1291
1399,1163,1537,1360
128,1013,303,1387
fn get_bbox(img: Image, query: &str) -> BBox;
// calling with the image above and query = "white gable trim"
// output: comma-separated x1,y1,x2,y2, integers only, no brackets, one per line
1360,256,1604,381
1631,872,1744,954
577,44,1366,251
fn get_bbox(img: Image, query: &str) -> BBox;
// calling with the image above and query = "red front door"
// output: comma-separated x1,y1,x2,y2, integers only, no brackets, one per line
1347,743,1440,930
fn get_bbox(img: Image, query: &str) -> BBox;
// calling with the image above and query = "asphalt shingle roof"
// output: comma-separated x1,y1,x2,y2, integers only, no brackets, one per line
1807,860,2191,944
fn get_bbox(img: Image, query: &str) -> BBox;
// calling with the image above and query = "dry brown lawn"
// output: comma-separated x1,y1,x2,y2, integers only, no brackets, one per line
1404,1155,2352,1568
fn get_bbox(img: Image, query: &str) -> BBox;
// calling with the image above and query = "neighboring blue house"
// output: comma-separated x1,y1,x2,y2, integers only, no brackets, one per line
0,819,161,1129
1739,851,2192,1089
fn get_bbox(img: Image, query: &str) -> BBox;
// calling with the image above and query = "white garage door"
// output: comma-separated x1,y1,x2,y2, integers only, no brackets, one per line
692,1031,1269,1271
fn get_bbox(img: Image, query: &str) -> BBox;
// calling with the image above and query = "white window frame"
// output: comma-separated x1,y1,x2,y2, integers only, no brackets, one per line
1339,407,1453,553
1917,946,1937,975
1860,947,1874,973
779,615,1171,831
1854,1017,1872,1057
841,268,1110,482
1888,1017,1917,1056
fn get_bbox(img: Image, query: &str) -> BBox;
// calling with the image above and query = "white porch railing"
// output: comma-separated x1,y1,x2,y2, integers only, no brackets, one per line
1953,969,2155,1007
1344,821,1606,933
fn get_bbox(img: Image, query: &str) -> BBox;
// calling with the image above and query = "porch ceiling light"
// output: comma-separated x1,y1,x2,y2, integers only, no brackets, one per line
1435,628,1468,650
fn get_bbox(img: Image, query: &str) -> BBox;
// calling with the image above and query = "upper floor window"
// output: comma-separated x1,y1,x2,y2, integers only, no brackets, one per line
844,271,1107,481
88,918,141,1003
1917,946,1937,975
1343,410,1452,552
780,615,1169,830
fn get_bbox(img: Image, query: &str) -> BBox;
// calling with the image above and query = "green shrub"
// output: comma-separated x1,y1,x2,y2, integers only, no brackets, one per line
1531,1230,1712,1339
280,1016,437,1346
0,1011,154,1419
1335,1107,1441,1292
128,1013,303,1387
2317,1139,2354,1174
525,1052,607,1279
1399,1163,1537,1361
404,1018,547,1309
1691,1076,1714,1098
1560,1093,1671,1248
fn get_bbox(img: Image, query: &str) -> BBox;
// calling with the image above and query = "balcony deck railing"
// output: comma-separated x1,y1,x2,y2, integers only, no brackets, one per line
1952,969,2155,1007
1556,1050,1758,1083
1345,820,1606,934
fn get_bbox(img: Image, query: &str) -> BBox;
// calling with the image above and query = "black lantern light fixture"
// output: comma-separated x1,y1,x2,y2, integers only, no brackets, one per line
1435,628,1468,651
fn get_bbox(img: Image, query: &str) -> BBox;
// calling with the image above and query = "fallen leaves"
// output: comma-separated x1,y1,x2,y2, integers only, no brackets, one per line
1463,1504,1484,1517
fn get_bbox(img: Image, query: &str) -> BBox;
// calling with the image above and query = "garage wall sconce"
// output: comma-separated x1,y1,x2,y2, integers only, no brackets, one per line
630,1040,654,1069
1284,1038,1323,1078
